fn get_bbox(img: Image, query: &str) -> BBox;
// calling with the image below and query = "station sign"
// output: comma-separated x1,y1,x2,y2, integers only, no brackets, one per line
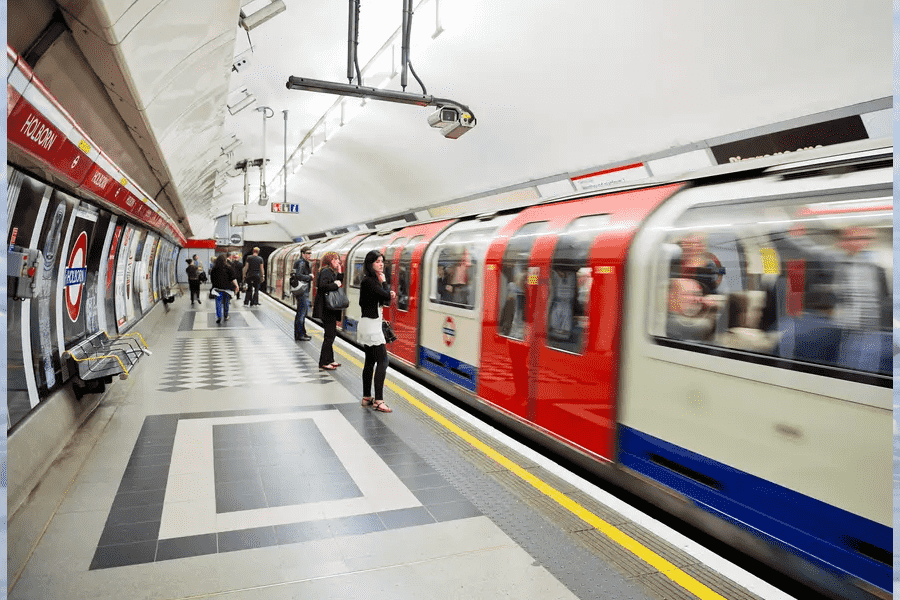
271,203,300,213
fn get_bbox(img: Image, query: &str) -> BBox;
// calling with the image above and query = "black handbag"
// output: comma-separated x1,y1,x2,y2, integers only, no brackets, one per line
382,320,397,343
325,287,349,310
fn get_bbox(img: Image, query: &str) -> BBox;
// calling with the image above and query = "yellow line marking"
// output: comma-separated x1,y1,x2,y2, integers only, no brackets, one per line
329,343,729,600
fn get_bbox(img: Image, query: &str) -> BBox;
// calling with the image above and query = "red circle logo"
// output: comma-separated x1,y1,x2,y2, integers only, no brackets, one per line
442,316,455,346
65,231,88,322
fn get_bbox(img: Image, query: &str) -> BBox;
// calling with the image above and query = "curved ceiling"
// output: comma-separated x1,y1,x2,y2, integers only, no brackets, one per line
9,0,892,241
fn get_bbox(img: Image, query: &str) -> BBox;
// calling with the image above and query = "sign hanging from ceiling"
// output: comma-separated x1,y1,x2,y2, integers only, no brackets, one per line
271,203,300,213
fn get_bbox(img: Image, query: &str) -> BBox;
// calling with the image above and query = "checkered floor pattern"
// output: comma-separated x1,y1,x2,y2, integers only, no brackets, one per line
158,335,333,392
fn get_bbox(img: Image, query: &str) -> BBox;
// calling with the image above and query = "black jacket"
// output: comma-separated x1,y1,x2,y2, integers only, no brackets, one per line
313,267,344,320
210,264,236,290
359,275,391,318
292,257,313,294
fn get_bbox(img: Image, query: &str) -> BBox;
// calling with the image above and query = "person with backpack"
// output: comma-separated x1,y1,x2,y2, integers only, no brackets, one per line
291,247,313,341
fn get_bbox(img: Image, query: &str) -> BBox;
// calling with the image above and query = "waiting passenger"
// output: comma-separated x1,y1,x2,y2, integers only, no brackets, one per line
716,292,780,352
447,249,472,305
671,232,726,296
777,283,842,365
666,278,720,342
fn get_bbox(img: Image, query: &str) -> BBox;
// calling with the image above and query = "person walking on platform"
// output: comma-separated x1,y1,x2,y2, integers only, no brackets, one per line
243,247,265,306
292,247,313,341
357,250,396,412
314,251,344,370
186,258,201,305
210,253,239,324
231,253,244,300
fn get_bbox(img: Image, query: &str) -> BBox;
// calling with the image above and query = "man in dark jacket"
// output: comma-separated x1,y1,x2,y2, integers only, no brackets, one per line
231,253,243,300
243,247,265,306
292,247,313,341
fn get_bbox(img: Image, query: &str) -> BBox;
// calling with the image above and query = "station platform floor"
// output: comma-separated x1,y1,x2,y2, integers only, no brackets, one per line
8,288,792,600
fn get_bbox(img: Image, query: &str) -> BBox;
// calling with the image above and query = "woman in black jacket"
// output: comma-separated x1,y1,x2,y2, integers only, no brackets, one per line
209,253,238,324
313,251,344,370
357,250,396,412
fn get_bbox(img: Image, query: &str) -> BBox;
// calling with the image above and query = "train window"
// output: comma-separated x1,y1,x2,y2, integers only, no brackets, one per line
348,235,389,288
546,215,609,354
397,236,423,312
652,190,893,378
384,237,407,285
498,222,549,340
431,228,496,309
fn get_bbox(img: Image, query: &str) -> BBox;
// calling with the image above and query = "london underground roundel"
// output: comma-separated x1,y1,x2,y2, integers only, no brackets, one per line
65,231,88,322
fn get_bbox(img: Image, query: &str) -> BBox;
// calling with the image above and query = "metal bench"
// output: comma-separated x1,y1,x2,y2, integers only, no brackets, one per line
64,331,151,399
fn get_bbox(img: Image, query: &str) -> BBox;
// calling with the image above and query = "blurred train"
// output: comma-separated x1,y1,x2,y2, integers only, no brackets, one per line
267,138,893,600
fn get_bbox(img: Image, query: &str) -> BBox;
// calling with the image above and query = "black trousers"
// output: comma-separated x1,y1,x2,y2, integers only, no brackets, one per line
244,275,261,305
362,344,388,400
189,279,201,303
319,317,337,367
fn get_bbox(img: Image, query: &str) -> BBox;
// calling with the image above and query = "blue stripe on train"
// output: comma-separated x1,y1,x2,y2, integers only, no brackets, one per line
618,425,890,592
418,347,478,392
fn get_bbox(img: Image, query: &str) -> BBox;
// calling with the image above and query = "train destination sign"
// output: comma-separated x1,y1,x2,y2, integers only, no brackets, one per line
271,203,300,213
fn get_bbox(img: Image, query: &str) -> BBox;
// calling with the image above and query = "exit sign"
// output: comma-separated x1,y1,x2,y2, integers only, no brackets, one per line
271,203,300,213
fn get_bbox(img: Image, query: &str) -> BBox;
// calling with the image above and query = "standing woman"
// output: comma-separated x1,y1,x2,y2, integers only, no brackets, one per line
357,250,396,412
210,253,239,324
313,251,344,370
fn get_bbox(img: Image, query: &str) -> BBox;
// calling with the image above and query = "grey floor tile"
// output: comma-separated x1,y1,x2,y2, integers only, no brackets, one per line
378,506,436,529
156,533,218,561
218,526,278,552
97,520,161,547
89,540,157,570
413,485,467,506
426,501,483,522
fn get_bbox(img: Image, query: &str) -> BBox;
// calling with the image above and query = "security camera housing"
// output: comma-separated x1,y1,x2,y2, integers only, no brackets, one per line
440,111,476,139
427,106,460,128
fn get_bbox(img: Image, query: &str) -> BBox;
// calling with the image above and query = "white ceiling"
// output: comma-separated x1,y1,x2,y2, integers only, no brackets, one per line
21,0,895,240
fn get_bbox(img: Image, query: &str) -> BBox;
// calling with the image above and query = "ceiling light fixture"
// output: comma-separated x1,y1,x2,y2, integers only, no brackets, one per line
239,0,286,31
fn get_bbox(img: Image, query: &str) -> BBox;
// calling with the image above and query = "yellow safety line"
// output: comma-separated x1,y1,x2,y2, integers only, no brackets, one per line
330,342,729,600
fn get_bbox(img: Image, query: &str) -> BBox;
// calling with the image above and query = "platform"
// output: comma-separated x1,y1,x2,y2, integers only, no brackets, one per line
8,290,790,600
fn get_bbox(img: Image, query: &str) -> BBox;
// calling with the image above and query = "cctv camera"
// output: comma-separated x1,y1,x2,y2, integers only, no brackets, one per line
427,106,460,128
440,111,475,139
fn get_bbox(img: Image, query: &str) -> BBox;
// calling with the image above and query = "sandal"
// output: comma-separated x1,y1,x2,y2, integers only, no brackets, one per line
319,365,337,371
361,396,374,406
371,400,392,413
330,362,341,368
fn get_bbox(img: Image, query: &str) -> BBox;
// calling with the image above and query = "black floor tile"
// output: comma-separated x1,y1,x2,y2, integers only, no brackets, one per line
274,520,333,544
121,464,170,481
97,520,161,547
90,540,157,570
327,513,385,537
378,507,436,529
113,488,166,509
426,500,482,522
156,533,218,561
218,526,278,552
216,485,267,513
117,473,169,494
106,503,165,527
412,486,467,506
213,460,259,484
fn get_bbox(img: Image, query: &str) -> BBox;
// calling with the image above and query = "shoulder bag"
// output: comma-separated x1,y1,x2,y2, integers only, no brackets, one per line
381,320,397,343
325,287,349,310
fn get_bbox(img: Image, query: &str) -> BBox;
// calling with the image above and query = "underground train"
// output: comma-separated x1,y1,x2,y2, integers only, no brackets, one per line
267,138,893,600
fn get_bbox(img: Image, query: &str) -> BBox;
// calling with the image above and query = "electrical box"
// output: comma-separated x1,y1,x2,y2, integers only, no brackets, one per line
8,246,43,299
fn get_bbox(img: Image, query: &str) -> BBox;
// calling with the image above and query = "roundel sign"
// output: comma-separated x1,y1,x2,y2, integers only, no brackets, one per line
65,231,88,322
442,316,455,347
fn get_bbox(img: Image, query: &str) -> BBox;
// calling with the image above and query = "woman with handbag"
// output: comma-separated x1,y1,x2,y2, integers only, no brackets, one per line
357,250,396,412
313,251,345,370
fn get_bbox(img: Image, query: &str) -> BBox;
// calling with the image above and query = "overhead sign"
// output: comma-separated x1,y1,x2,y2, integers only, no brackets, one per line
271,203,300,213
571,163,649,192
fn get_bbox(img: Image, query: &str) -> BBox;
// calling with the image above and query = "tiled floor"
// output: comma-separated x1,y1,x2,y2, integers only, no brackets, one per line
8,295,653,600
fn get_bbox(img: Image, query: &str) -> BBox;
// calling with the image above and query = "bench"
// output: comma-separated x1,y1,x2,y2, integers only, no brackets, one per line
64,331,151,399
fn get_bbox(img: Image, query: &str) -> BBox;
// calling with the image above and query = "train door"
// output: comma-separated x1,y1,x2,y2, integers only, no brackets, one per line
480,220,550,419
386,221,453,365
528,185,680,461
343,233,390,336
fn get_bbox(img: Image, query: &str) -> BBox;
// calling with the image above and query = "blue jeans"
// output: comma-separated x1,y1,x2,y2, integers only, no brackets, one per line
215,290,231,320
294,293,309,338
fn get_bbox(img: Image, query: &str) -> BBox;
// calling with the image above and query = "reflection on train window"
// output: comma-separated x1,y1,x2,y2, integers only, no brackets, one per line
546,215,609,354
498,221,548,340
397,236,423,311
348,235,390,288
384,237,407,286
431,228,496,310
653,191,893,377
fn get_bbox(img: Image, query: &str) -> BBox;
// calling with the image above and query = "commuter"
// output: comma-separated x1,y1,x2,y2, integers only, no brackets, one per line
292,247,313,341
231,253,243,300
357,250,396,412
448,248,472,305
313,251,344,370
666,278,720,342
243,247,265,306
671,232,725,299
209,253,239,324
186,258,201,305
437,265,453,302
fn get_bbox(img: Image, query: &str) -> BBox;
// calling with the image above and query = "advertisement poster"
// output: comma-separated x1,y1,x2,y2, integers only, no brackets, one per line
114,225,135,329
